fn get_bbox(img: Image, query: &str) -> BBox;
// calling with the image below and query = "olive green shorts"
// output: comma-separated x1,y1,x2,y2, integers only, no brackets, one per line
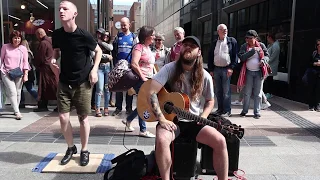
57,81,92,116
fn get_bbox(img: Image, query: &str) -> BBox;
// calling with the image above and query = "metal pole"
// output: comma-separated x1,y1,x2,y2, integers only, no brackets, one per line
288,0,296,83
97,0,100,28
0,0,4,45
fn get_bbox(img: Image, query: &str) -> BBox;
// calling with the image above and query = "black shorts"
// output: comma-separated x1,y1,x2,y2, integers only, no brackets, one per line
174,121,205,140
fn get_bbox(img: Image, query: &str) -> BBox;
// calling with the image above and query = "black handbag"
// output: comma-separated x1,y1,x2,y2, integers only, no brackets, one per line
4,48,24,80
108,45,140,92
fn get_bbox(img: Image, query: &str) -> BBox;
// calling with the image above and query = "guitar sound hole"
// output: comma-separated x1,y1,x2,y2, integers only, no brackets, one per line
163,101,174,114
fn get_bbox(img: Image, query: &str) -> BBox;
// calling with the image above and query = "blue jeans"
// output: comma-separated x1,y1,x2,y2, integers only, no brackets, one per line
20,81,38,104
242,70,263,115
213,67,231,113
95,64,111,109
126,80,146,132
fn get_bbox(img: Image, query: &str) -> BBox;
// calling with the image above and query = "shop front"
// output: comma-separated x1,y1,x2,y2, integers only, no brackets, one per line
0,0,59,52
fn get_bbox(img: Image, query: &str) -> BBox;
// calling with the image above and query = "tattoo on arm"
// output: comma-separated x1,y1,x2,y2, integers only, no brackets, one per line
150,93,164,118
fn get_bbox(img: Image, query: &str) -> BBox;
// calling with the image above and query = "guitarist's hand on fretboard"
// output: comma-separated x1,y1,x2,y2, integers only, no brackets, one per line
159,119,177,131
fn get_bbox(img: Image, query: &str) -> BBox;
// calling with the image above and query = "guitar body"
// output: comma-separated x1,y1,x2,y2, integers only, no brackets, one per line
137,80,190,122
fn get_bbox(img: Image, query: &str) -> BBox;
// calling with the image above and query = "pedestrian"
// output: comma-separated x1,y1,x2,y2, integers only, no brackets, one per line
51,0,102,166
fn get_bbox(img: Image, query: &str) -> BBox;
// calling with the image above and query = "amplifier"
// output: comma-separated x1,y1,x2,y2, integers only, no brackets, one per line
170,134,198,179
200,135,240,175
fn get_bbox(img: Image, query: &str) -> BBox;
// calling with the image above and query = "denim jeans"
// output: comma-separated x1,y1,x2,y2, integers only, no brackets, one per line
126,80,146,132
115,91,133,111
95,64,111,109
213,67,231,113
242,70,263,115
20,81,38,104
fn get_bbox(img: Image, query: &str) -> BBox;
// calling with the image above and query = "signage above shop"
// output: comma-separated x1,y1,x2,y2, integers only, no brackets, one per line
33,19,45,26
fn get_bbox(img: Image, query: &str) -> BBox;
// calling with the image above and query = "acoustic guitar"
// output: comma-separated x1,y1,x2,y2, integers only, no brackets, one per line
137,80,244,139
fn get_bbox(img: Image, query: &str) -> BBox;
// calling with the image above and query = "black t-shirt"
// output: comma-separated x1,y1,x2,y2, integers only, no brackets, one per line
52,27,97,85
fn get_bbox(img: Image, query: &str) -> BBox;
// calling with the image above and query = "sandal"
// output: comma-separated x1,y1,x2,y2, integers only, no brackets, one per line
95,110,102,117
104,108,109,116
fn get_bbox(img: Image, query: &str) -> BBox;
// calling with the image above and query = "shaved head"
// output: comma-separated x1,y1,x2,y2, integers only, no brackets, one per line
36,28,46,35
120,17,130,24
120,17,131,33
61,1,77,12
35,28,47,40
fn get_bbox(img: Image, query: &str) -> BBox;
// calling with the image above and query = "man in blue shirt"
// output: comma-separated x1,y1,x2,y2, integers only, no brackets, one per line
111,17,138,116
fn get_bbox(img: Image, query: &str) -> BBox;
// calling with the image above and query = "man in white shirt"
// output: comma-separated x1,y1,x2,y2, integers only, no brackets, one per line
208,24,238,117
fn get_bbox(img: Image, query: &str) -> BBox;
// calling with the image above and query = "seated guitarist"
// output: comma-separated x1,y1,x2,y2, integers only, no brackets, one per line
147,36,229,180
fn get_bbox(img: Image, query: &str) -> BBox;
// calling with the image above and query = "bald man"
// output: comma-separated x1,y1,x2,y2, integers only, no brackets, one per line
111,17,138,116
51,0,102,166
33,28,59,112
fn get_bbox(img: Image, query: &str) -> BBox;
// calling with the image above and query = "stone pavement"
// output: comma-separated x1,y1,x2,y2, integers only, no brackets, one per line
1,92,320,180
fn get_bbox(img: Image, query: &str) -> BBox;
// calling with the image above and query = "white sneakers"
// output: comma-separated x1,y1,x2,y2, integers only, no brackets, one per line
139,131,156,138
231,100,243,106
121,119,156,138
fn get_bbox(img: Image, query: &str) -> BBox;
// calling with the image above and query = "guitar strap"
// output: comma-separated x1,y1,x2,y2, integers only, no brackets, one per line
164,83,172,92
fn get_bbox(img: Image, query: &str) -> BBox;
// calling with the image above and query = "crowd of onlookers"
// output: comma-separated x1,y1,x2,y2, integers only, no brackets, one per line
0,17,319,128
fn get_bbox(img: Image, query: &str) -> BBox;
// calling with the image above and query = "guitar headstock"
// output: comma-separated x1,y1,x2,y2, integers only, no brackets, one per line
222,124,245,139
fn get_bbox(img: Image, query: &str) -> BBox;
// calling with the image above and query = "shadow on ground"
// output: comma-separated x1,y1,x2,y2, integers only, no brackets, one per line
0,151,44,164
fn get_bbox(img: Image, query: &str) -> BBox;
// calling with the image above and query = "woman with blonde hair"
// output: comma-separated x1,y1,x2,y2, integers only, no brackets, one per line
19,39,38,108
0,30,30,120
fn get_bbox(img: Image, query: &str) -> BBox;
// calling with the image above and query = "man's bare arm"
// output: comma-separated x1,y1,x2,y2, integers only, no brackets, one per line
201,99,215,118
148,80,166,122
148,80,177,130
52,48,60,60
51,48,60,68
150,93,166,121
92,44,102,72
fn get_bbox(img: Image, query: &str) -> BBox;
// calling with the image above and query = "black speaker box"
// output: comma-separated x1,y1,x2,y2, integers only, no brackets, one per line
200,135,240,175
170,133,198,179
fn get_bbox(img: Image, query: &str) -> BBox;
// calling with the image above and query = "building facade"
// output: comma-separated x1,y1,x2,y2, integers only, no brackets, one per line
143,0,320,103
111,5,131,38
129,2,141,33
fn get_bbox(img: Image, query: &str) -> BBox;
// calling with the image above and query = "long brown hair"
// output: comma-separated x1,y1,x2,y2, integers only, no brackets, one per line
170,56,204,101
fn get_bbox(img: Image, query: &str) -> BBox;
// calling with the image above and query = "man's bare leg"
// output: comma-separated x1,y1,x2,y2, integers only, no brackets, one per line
155,126,175,180
79,115,90,151
196,126,228,180
59,112,74,147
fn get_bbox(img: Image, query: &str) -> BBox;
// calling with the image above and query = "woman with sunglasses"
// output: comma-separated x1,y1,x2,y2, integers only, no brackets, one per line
308,39,320,111
151,33,170,69
94,31,113,117
122,26,156,138
237,30,270,119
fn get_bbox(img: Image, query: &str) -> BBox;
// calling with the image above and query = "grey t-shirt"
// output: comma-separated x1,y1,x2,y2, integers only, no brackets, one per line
153,61,214,116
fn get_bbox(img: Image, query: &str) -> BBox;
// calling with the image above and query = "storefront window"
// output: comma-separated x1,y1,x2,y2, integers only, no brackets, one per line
1,0,57,52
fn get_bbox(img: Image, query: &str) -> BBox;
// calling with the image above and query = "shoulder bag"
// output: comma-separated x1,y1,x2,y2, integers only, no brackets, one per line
4,47,24,80
108,45,140,92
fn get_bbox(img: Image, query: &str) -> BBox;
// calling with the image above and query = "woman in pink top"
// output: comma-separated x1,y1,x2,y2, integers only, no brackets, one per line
1,30,30,120
122,26,156,138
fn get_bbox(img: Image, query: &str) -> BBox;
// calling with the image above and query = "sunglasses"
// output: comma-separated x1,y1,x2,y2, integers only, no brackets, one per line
155,39,162,41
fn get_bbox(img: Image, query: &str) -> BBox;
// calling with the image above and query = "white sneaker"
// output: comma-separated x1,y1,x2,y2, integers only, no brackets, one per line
261,101,271,110
231,100,243,106
139,131,156,138
121,119,135,132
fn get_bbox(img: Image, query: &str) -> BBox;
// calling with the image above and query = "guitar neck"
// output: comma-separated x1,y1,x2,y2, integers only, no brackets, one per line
164,104,219,129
